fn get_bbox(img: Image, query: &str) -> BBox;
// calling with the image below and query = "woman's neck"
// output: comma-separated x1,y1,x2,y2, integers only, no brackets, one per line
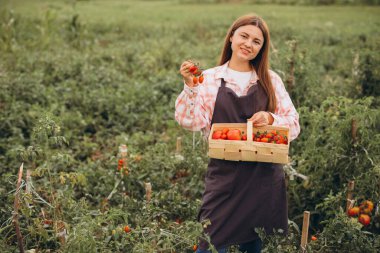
228,56,252,72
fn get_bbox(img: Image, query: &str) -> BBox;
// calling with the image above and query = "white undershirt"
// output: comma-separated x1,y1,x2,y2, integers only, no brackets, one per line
226,67,252,92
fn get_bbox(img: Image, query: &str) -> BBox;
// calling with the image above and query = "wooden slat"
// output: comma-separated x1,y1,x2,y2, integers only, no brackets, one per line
300,211,310,252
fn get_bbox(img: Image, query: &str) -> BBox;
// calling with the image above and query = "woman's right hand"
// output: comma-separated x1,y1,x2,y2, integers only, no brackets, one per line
179,60,197,87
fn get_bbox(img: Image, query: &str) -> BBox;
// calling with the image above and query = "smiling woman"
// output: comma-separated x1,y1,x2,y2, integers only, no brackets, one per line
175,14,300,253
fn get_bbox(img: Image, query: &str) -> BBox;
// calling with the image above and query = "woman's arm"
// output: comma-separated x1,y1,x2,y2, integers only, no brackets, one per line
175,78,213,133
269,71,300,142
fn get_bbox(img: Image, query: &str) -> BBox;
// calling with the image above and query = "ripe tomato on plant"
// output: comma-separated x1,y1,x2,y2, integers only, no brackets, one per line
360,200,374,214
347,207,360,217
358,214,371,226
124,225,131,233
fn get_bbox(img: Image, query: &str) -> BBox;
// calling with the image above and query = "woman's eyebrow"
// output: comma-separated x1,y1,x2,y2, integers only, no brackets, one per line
240,32,262,42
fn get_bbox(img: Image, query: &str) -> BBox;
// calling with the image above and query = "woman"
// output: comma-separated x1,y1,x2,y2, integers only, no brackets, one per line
175,14,300,253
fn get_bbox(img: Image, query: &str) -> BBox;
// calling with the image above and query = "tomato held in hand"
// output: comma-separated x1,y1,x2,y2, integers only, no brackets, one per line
193,76,198,85
199,75,204,83
189,65,198,74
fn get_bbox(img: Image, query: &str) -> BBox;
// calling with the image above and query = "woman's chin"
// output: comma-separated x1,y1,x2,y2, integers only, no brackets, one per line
237,54,253,62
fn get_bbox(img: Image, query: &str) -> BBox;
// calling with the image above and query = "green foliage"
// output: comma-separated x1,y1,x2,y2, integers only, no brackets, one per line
309,209,380,252
245,0,380,5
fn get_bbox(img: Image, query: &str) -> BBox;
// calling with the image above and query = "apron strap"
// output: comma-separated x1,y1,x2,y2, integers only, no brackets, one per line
221,78,226,88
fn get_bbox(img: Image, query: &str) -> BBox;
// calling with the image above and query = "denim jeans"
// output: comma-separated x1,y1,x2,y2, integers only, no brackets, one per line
195,239,262,253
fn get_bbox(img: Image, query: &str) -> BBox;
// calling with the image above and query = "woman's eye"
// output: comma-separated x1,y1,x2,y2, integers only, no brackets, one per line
241,34,247,38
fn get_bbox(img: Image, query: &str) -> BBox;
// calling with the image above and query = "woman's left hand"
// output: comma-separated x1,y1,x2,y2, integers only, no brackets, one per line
248,111,274,127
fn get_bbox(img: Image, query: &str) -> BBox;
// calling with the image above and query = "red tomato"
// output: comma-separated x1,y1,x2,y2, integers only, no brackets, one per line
347,207,360,217
199,75,204,83
227,129,241,140
265,133,273,139
193,76,198,85
43,219,53,225
222,128,229,134
124,225,131,233
212,130,223,139
358,214,371,226
189,65,197,73
311,236,317,241
261,138,269,143
241,134,247,141
360,200,374,214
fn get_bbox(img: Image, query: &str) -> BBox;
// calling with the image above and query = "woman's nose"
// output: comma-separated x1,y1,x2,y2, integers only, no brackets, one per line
244,40,253,48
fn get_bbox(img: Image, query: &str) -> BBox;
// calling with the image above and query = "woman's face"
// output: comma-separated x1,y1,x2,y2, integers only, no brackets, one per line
230,24,264,62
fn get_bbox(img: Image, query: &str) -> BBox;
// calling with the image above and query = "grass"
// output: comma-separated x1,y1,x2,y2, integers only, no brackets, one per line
2,0,380,29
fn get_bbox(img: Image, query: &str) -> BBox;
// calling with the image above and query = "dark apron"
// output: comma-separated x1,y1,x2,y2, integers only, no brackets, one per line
197,79,288,249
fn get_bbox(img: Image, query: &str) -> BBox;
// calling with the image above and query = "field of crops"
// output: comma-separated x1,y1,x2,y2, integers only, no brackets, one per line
0,0,379,252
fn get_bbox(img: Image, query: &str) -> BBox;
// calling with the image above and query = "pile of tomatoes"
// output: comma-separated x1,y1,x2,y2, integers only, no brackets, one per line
347,200,375,226
211,128,288,144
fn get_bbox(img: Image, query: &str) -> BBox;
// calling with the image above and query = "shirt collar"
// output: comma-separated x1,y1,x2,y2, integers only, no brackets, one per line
214,61,259,84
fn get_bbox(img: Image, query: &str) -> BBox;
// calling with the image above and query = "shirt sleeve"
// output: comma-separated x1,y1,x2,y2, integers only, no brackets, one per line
174,80,211,132
269,71,300,142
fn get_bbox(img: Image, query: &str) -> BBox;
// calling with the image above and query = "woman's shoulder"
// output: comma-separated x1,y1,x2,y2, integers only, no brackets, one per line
268,69,286,88
268,69,282,82
202,64,223,77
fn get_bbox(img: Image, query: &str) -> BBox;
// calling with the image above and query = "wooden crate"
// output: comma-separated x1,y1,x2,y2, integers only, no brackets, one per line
208,121,289,164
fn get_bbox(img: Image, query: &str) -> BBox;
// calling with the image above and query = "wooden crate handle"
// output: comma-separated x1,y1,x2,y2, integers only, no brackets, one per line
247,120,253,142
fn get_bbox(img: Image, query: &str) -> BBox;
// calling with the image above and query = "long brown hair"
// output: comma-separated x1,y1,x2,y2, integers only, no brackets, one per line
219,14,276,113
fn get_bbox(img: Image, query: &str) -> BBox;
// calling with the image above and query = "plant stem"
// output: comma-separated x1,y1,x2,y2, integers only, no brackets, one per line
13,163,25,253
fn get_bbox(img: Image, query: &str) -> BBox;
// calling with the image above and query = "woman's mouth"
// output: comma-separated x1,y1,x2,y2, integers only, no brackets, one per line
240,48,251,55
